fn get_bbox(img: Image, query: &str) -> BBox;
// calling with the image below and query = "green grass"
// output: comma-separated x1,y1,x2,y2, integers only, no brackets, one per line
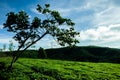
0,57,120,80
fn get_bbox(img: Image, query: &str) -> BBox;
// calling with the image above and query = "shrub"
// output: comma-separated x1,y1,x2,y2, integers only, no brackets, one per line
38,47,47,59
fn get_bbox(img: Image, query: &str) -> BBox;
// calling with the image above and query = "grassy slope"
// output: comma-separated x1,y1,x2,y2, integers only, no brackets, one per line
0,57,120,80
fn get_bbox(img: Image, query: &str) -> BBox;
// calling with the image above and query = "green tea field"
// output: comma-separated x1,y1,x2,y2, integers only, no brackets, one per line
0,57,120,80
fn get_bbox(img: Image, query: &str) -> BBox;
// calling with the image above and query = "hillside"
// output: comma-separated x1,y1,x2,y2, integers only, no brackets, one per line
0,57,120,80
46,46,120,63
0,46,120,63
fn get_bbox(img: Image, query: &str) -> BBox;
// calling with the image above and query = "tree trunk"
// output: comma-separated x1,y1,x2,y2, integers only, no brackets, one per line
13,31,48,63
7,56,16,70
7,32,48,70
7,37,30,70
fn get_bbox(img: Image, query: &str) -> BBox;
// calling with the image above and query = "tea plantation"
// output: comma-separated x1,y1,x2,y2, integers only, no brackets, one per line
0,57,120,80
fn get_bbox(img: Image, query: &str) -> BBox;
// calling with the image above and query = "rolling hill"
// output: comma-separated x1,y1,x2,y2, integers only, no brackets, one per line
0,46,120,63
46,46,120,63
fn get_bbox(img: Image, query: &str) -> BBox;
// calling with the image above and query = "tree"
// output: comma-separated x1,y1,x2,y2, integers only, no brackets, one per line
3,4,79,69
38,47,47,59
8,40,14,52
3,44,6,51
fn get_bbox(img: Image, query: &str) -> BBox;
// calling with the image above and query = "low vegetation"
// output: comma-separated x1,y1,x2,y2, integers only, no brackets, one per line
0,57,120,80
0,46,120,79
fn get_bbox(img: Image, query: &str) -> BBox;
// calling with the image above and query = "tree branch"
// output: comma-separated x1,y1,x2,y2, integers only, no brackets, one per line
14,31,48,62
9,36,30,69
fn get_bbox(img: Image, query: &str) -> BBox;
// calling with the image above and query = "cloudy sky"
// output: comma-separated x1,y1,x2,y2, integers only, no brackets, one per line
0,0,120,49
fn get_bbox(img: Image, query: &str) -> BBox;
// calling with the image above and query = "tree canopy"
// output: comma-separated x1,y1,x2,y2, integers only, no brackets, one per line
3,4,80,69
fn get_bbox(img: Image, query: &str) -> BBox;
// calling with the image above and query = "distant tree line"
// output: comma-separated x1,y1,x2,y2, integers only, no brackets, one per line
1,46,120,63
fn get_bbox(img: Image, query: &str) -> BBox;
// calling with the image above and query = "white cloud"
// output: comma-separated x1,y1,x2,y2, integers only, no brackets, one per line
80,24,120,43
93,6,120,26
31,4,84,17
0,38,17,44
55,6,86,15
46,40,61,48
29,0,120,48
49,0,119,27
69,0,120,28
77,0,120,48
0,32,18,46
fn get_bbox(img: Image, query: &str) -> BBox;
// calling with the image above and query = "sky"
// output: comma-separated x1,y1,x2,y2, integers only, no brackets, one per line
0,0,120,50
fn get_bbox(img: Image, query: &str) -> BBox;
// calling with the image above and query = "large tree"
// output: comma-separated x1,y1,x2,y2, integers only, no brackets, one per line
3,4,79,69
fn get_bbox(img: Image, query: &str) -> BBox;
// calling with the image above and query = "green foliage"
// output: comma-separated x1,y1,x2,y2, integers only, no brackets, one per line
3,4,79,49
20,50,38,58
0,57,120,80
3,4,79,68
38,47,47,59
0,52,7,57
0,62,5,70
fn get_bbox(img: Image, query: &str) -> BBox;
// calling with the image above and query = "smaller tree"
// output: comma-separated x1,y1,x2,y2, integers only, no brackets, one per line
0,49,2,52
3,44,6,51
8,40,14,52
38,47,47,59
